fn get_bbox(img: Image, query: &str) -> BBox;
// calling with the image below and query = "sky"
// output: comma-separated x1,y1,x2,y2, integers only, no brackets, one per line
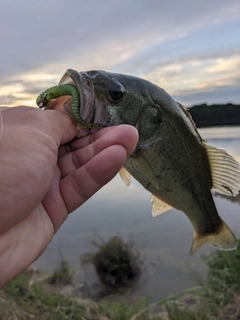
0,0,239,107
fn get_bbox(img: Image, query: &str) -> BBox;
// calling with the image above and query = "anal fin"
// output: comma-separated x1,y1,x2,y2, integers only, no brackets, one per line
151,195,173,217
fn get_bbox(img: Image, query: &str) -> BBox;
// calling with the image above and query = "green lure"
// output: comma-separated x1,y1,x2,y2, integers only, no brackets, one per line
36,84,106,129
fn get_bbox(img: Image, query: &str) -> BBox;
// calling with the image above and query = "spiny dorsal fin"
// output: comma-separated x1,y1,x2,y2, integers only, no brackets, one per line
151,195,173,217
204,143,240,196
178,102,204,142
190,219,237,255
119,167,132,186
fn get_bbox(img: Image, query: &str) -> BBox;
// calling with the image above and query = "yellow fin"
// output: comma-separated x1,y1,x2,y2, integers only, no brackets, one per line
134,151,160,190
190,219,237,255
205,144,240,196
119,167,132,186
151,195,173,217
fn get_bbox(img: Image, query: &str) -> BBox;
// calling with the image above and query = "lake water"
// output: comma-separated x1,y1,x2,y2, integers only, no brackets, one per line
34,126,240,302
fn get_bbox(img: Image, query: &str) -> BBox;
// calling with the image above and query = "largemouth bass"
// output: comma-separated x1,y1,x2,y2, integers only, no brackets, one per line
37,69,240,254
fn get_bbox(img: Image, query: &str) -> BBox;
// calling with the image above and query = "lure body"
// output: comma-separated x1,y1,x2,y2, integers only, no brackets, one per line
36,84,105,129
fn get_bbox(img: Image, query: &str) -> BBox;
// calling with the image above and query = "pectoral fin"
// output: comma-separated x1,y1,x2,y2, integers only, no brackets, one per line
119,167,132,186
151,195,173,217
205,144,240,196
190,219,237,255
136,129,161,149
134,151,160,190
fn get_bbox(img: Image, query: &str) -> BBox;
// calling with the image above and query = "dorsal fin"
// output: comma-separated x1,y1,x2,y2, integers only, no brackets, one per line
204,143,240,196
151,195,173,217
119,167,132,186
178,102,205,142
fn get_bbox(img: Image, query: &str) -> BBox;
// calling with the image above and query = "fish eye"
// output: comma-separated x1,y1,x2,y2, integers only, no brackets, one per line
108,84,124,102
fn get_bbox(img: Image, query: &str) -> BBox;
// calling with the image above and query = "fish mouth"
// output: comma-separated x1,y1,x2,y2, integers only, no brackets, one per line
76,72,96,124
62,70,96,125
60,69,107,131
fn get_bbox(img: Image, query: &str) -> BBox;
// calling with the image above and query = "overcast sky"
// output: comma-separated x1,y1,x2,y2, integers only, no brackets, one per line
0,0,239,107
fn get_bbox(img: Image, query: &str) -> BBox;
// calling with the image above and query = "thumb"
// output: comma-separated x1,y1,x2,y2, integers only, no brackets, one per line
42,108,78,146
2,105,78,147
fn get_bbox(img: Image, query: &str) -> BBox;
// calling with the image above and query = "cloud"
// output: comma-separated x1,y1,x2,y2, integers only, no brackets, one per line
206,55,240,75
173,85,240,107
141,50,240,105
1,0,240,106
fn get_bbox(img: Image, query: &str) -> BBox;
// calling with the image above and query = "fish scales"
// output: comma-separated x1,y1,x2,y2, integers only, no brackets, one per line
125,101,220,233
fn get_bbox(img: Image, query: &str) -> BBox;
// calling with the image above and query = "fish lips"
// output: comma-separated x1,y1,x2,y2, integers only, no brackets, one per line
59,69,107,131
60,69,94,124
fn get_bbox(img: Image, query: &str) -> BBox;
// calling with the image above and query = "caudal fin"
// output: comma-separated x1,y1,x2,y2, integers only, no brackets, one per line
190,219,237,255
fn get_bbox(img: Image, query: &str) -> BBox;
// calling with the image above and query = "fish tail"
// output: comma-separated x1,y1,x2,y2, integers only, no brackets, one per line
190,219,237,255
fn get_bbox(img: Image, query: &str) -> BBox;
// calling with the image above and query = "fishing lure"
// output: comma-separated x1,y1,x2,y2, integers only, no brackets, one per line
36,84,106,129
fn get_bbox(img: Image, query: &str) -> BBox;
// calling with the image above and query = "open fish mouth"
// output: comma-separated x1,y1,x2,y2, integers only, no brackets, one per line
59,70,96,125
59,69,108,131
76,72,96,124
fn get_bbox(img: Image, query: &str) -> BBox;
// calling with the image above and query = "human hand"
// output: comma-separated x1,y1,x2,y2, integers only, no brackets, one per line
0,105,138,287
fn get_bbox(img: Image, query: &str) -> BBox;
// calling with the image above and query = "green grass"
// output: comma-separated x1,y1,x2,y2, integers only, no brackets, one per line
48,259,74,286
159,239,240,319
4,274,85,319
48,250,74,286
93,236,141,288
98,299,151,320
195,241,240,318
2,273,153,320
81,235,141,290
2,239,240,319
163,303,211,320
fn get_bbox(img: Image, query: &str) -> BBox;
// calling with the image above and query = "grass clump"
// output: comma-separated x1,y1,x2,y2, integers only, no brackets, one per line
2,274,154,320
48,250,74,286
3,273,85,319
93,236,141,288
163,303,211,320
81,235,141,290
197,240,240,318
203,243,240,305
158,239,240,319
98,299,150,320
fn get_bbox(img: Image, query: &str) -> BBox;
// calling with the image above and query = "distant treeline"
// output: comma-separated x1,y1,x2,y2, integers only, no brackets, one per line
188,103,240,127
